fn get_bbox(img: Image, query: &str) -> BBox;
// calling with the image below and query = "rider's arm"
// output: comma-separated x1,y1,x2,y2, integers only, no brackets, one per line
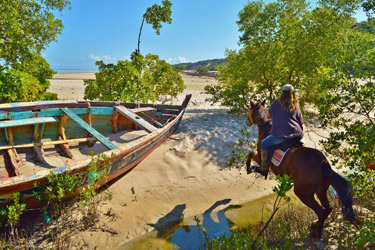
266,112,272,120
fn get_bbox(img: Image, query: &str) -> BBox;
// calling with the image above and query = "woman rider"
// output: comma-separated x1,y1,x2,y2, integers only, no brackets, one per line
254,84,304,177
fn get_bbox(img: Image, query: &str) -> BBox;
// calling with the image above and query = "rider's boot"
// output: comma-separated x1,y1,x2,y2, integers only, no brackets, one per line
252,149,270,179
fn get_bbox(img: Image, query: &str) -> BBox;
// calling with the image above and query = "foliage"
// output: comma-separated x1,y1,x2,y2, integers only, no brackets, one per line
33,169,78,219
226,125,256,168
143,0,172,36
353,19,375,34
205,0,360,113
174,58,225,71
84,52,185,102
173,65,186,72
362,0,375,17
0,0,70,66
0,65,57,103
0,0,70,103
316,29,375,202
80,153,111,226
197,66,209,73
136,0,172,54
0,193,26,239
86,1,183,103
252,175,294,248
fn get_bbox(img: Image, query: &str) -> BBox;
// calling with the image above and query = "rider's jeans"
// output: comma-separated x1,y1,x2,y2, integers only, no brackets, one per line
261,135,287,151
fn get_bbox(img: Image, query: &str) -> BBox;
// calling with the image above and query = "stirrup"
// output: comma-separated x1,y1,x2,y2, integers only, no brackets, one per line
251,165,268,180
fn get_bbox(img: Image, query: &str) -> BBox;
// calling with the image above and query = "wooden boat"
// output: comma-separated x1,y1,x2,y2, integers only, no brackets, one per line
0,94,191,208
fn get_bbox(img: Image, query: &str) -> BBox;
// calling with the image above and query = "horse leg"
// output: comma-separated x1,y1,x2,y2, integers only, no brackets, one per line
246,149,257,174
316,186,333,223
294,189,326,238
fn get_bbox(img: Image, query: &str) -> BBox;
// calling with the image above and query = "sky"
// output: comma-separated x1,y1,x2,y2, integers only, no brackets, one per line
43,0,368,72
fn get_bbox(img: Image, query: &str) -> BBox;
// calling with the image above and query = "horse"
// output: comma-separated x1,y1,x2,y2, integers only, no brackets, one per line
245,99,359,238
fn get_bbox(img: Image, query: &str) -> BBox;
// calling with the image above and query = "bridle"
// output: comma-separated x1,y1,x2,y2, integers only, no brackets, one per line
246,103,267,127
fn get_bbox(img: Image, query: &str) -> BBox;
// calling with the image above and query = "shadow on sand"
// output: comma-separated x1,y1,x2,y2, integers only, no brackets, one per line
171,109,258,169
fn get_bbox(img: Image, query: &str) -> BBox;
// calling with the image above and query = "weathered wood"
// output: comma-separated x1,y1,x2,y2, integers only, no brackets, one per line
131,107,156,113
58,116,73,159
39,123,46,140
0,100,77,109
32,123,47,163
115,106,158,133
138,112,164,128
112,114,119,133
0,117,58,129
7,149,20,176
33,146,47,164
59,136,73,159
5,128,20,176
0,100,89,112
180,94,192,111
0,138,97,150
85,112,95,147
61,108,117,150
0,106,158,121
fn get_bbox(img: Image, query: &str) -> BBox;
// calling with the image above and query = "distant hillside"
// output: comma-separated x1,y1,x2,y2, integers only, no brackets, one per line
173,58,226,71
353,20,375,34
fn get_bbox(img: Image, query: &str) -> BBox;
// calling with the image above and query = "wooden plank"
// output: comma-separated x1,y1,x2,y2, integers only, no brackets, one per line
0,117,58,129
5,128,20,176
0,100,77,109
59,136,73,158
115,106,158,133
58,116,73,159
39,123,46,139
0,138,97,150
33,146,47,164
60,108,117,150
7,149,20,176
85,112,95,147
138,112,163,128
131,107,156,113
112,114,119,133
2,106,156,121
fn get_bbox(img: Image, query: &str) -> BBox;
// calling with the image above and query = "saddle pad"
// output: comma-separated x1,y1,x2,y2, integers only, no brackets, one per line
271,148,291,166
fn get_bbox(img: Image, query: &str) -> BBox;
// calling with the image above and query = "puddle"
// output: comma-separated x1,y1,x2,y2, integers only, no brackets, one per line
119,193,305,250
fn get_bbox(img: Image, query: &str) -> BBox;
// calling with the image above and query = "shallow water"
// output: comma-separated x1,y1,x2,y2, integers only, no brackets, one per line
119,192,304,250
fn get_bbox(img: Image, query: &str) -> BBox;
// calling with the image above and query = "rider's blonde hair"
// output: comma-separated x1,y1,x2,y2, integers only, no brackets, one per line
278,89,299,113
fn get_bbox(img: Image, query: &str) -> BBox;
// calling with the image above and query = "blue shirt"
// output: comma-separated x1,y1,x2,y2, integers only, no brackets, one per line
268,99,304,139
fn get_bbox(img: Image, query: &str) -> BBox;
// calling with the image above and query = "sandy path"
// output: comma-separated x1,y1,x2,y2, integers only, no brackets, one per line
48,73,328,249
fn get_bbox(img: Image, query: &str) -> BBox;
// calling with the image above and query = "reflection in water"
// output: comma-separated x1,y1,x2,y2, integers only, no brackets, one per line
170,199,232,250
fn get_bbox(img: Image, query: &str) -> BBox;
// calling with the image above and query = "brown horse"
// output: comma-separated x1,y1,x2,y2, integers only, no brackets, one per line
245,100,359,238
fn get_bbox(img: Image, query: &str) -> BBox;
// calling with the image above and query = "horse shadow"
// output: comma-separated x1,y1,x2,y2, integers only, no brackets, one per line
147,204,187,238
169,199,239,249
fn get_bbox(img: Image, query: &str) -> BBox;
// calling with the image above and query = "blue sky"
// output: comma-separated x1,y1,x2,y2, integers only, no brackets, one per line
43,0,368,72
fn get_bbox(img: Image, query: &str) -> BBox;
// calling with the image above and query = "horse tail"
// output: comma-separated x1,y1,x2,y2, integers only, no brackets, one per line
328,169,360,226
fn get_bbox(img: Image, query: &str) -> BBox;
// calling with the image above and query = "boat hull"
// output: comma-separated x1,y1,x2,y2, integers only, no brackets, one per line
0,95,191,208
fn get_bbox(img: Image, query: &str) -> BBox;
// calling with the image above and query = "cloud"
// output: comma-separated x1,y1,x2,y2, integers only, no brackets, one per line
166,56,188,64
89,54,117,62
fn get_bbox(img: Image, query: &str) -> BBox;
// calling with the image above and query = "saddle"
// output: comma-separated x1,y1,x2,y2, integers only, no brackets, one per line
268,137,303,166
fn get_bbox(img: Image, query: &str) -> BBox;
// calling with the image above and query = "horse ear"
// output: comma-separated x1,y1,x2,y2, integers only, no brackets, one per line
261,99,266,107
250,100,256,108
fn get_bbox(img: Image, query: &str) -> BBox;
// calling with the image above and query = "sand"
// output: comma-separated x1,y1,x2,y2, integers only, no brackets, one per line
48,73,329,249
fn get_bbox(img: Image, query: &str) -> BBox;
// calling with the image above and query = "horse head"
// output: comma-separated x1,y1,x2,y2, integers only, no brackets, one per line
246,99,267,127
